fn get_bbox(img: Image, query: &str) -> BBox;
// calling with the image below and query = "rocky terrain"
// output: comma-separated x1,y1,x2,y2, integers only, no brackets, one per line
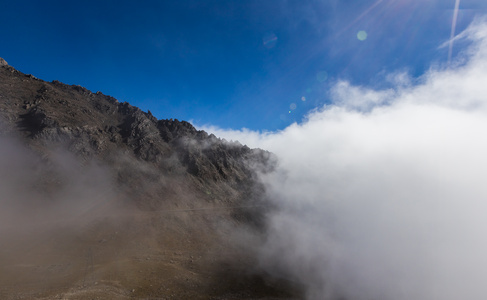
0,58,300,299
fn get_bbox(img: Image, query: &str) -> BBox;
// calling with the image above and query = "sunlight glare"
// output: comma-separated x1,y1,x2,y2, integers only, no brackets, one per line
448,0,461,65
335,0,384,38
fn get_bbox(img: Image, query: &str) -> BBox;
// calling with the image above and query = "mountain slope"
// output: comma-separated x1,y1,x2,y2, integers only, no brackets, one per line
0,58,298,299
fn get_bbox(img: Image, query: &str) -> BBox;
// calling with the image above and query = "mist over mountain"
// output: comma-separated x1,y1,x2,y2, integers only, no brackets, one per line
0,58,298,299
202,19,487,300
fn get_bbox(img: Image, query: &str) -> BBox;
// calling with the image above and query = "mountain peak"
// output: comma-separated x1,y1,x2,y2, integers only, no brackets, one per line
0,57,8,66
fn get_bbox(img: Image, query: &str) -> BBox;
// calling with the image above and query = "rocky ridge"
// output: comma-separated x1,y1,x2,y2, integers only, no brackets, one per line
0,58,298,300
0,58,274,209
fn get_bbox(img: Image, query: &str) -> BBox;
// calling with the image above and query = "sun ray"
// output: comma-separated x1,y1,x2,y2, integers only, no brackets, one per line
335,0,384,38
448,0,461,65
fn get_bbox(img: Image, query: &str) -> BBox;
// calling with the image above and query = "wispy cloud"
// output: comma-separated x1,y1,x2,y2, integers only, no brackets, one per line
201,18,487,300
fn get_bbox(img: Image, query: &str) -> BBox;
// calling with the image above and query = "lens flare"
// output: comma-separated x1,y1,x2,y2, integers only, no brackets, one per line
357,30,368,41
316,71,328,82
263,32,278,48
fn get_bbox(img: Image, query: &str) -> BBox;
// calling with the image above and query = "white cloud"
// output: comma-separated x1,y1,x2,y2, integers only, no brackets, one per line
200,18,487,300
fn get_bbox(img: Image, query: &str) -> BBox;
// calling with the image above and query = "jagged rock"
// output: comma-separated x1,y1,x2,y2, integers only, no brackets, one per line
0,58,275,209
0,57,8,66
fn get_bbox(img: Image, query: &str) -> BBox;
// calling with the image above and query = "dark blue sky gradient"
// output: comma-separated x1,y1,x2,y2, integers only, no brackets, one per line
1,0,485,130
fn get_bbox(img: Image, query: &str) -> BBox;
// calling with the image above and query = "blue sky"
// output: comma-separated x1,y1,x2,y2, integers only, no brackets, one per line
1,0,486,131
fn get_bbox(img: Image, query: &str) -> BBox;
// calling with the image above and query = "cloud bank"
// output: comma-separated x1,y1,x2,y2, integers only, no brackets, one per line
202,18,487,300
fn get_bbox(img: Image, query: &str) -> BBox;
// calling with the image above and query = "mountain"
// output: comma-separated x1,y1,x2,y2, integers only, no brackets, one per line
0,58,299,299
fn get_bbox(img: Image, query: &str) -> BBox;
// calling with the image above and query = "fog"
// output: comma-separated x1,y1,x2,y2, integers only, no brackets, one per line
0,126,280,298
0,135,118,237
202,19,487,299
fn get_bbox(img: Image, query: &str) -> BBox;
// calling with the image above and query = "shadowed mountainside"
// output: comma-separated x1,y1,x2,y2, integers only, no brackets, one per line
0,58,300,299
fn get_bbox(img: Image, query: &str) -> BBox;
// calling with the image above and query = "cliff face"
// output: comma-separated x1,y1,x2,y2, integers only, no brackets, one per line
0,59,295,300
